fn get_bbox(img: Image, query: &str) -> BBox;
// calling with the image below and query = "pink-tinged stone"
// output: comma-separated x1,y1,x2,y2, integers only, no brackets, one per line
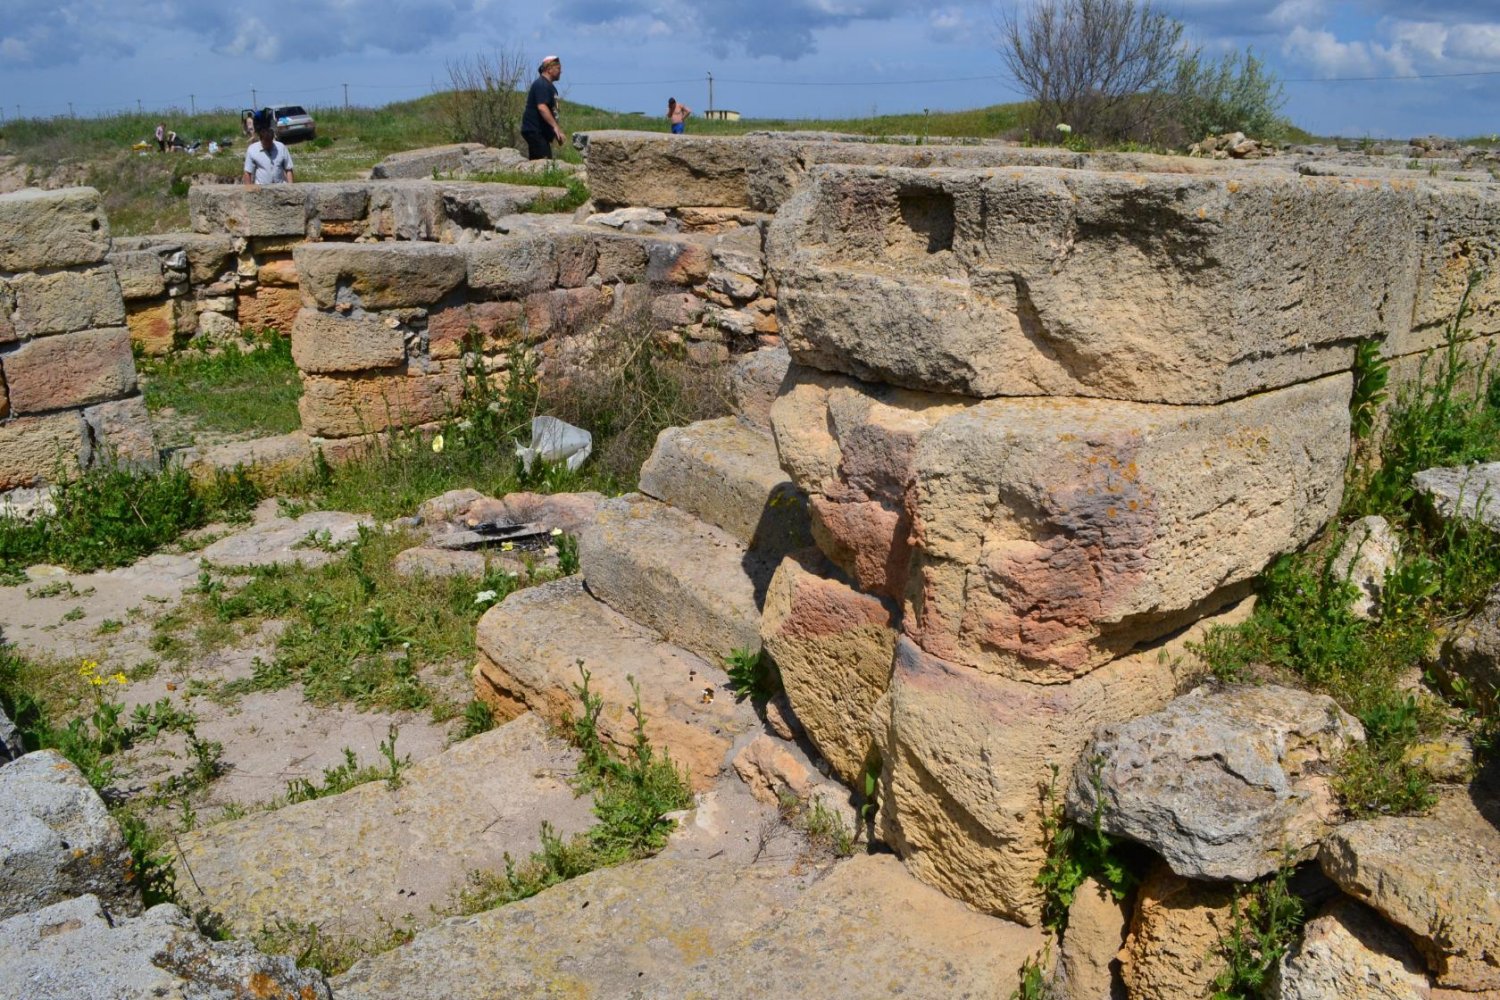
427,300,523,360
2,327,136,414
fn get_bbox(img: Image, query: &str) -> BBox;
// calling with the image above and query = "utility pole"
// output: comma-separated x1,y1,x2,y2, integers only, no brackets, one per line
343,83,349,111
251,87,257,109
706,71,714,116
189,94,195,115
136,98,143,114
68,102,74,118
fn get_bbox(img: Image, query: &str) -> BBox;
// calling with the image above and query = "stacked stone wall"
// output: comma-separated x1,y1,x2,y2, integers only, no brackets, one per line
0,188,156,490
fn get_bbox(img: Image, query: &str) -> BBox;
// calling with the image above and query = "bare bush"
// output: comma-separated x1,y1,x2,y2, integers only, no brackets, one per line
999,0,1185,143
442,49,527,149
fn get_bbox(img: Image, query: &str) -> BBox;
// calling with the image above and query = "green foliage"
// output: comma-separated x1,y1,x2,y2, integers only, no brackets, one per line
554,532,580,576
1010,946,1055,1000
1035,761,1140,932
723,646,781,702
1348,338,1391,444
282,727,407,805
139,332,303,442
1210,862,1305,1000
1173,48,1288,141
457,664,692,914
253,918,413,978
777,792,857,857
455,699,496,740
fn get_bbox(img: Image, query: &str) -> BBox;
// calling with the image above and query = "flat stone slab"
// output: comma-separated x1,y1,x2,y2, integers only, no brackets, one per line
0,750,139,921
197,510,372,568
1414,462,1500,532
638,416,811,557
173,713,594,941
334,852,1042,999
578,493,770,661
474,576,757,789
0,894,331,1000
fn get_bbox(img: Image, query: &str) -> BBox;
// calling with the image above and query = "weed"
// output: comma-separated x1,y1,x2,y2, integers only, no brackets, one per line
1210,861,1305,1000
61,606,85,623
777,791,858,857
456,664,692,915
253,918,413,978
281,732,406,806
554,531,580,576
1010,946,1055,1000
1035,760,1141,933
454,699,496,741
723,646,780,703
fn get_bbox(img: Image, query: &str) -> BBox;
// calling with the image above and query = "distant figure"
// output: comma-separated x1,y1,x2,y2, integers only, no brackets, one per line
243,111,255,137
155,122,166,152
521,55,565,160
667,98,691,134
243,127,294,185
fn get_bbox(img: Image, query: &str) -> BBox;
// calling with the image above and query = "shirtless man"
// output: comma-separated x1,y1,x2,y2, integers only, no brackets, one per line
667,97,691,134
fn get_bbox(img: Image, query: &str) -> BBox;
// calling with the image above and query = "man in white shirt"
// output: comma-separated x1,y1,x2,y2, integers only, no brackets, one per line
243,127,294,185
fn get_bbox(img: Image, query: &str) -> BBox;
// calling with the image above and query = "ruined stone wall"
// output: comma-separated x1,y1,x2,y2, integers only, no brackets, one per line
0,188,156,490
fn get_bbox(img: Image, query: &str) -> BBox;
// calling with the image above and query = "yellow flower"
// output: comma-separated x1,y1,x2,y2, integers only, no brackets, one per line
431,434,445,454
501,541,514,551
111,673,128,685
89,675,105,686
79,659,100,676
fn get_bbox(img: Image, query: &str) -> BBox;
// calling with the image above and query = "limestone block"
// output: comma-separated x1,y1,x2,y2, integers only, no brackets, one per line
775,365,1350,680
0,187,110,272
0,750,140,920
554,230,598,288
2,327,136,414
189,184,307,237
305,181,371,222
1441,584,1500,711
712,226,766,280
366,181,448,241
1332,515,1402,620
118,232,233,284
1057,877,1129,1000
523,286,611,342
10,267,126,337
237,281,301,333
1322,815,1500,990
761,549,899,786
646,239,712,286
876,601,1251,925
0,411,89,489
1405,182,1500,351
197,309,241,340
652,291,705,330
1119,865,1235,1000
125,299,178,355
84,396,158,469
1270,898,1430,1000
298,363,462,438
769,165,1428,404
584,131,756,208
108,248,168,300
427,300,522,359
295,241,467,310
1413,462,1500,533
370,143,484,179
466,234,559,297
0,279,15,344
291,308,406,374
729,344,790,430
593,233,650,282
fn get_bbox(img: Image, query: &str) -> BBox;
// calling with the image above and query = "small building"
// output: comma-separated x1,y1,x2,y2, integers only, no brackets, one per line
703,109,741,122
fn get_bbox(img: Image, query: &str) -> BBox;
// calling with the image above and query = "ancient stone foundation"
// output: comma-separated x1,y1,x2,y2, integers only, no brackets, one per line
0,188,156,490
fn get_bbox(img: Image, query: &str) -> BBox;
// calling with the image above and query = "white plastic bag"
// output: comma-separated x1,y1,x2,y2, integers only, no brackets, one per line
515,416,592,473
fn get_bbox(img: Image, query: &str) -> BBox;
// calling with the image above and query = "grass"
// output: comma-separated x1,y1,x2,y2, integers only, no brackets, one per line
1210,862,1306,1000
455,664,692,913
139,331,303,444
1195,273,1500,817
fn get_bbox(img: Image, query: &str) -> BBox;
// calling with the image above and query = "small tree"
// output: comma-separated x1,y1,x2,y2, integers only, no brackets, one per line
442,49,527,150
1000,0,1185,143
1172,48,1288,143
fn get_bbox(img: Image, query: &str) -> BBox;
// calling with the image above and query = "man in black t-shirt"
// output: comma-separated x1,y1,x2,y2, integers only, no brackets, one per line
520,55,565,160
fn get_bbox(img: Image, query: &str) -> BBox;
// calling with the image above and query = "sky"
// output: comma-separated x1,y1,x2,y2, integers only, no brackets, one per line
0,1,1497,139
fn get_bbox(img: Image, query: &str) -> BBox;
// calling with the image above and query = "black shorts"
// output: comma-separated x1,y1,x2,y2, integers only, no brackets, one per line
522,131,552,160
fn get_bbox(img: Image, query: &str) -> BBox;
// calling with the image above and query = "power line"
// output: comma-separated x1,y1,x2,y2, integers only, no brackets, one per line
1282,68,1500,83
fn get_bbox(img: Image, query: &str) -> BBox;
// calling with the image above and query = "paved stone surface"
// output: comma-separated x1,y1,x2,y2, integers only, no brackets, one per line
197,511,372,568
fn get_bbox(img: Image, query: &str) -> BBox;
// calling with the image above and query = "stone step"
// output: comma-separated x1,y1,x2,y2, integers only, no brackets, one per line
577,493,770,661
638,415,811,559
473,576,759,790
332,851,1044,999
172,712,594,942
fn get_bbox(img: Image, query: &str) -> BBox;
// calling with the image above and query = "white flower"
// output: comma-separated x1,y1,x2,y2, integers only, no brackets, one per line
456,419,473,432
474,590,497,604
431,434,445,454
1057,123,1072,134
487,401,502,414
550,527,563,537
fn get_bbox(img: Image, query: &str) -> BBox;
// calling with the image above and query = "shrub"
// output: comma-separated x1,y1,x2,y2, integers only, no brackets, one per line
1171,48,1288,142
442,49,527,150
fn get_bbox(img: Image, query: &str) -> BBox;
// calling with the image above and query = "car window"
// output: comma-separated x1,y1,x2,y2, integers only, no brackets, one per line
276,106,308,118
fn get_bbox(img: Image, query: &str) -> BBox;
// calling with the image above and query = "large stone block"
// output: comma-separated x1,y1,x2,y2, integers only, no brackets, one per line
774,365,1350,681
238,281,301,333
108,248,169,300
522,286,611,342
298,363,461,438
1,327,136,415
466,235,559,297
370,143,483,179
0,187,110,272
0,411,89,488
366,181,448,241
645,238,712,286
125,299,178,355
761,549,899,786
769,165,1432,404
189,184,307,237
295,241,467,310
0,749,140,920
584,131,757,208
427,300,522,359
305,181,372,223
876,603,1249,925
291,307,406,374
1404,182,1500,351
116,233,234,284
10,267,125,337
593,232,650,283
